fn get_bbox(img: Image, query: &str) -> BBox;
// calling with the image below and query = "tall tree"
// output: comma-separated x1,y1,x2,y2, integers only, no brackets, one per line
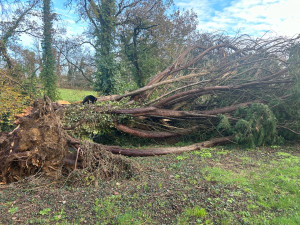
40,0,57,100
92,0,116,94
73,0,118,94
70,0,144,94
119,1,198,88
69,0,197,91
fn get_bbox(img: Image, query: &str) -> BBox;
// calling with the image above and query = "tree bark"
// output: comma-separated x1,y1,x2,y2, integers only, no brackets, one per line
103,136,234,156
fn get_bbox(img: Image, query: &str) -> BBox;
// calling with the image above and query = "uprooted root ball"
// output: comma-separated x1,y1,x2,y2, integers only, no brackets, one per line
0,97,140,184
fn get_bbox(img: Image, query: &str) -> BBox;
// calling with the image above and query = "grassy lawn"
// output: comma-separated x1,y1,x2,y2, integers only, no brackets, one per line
58,88,97,103
0,145,299,224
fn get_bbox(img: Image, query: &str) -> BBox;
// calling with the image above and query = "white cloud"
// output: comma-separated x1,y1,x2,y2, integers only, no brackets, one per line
176,0,213,19
54,7,87,37
175,0,300,37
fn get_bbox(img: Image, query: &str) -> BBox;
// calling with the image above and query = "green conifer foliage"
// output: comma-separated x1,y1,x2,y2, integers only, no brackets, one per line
233,103,279,147
272,44,300,139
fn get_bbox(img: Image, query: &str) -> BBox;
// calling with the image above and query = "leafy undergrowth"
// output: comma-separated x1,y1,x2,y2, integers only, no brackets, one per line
0,145,299,224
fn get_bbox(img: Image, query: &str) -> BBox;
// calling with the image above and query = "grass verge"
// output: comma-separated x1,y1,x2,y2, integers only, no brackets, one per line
0,145,299,224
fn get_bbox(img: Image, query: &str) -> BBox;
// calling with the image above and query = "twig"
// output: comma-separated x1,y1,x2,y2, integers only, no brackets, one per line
277,125,300,135
74,147,82,170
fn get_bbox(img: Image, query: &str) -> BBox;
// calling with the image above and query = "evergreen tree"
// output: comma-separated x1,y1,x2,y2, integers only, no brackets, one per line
40,0,57,100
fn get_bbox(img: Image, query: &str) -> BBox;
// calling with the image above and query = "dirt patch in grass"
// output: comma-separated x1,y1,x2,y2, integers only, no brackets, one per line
0,145,299,224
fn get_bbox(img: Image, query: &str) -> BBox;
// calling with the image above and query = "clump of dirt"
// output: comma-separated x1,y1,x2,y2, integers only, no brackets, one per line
0,97,140,184
0,97,69,183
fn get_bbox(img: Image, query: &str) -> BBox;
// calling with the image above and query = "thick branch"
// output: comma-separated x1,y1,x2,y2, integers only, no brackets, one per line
154,71,289,108
114,72,209,101
200,101,259,115
146,44,238,87
111,107,220,119
103,136,234,156
115,124,201,138
115,124,179,138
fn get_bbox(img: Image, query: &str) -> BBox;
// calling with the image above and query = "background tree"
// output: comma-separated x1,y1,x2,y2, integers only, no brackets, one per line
40,0,57,100
119,2,198,87
95,0,116,94
7,45,40,96
68,0,197,92
0,0,38,77
0,0,39,131
75,0,118,94
55,36,96,89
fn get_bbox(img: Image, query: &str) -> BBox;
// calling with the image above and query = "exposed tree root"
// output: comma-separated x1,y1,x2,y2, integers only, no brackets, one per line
0,97,229,184
0,97,139,184
0,97,69,183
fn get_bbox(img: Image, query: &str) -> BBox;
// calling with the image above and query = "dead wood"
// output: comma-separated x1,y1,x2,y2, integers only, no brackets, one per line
199,101,259,115
102,136,234,156
153,70,288,108
0,96,232,184
115,123,201,138
111,107,223,120
110,35,296,113
115,123,179,138
114,72,209,101
104,35,299,142
146,44,237,86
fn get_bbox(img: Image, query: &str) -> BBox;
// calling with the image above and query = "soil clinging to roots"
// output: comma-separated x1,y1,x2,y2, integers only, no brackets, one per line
0,97,140,184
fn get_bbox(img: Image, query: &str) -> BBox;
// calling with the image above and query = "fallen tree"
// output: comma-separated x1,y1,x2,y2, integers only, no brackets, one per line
1,34,300,183
66,34,299,147
0,97,232,184
0,97,141,184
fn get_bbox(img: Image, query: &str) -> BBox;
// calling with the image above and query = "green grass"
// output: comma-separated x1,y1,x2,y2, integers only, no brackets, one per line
58,88,97,103
202,149,300,224
0,146,299,224
94,195,152,224
177,206,209,224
